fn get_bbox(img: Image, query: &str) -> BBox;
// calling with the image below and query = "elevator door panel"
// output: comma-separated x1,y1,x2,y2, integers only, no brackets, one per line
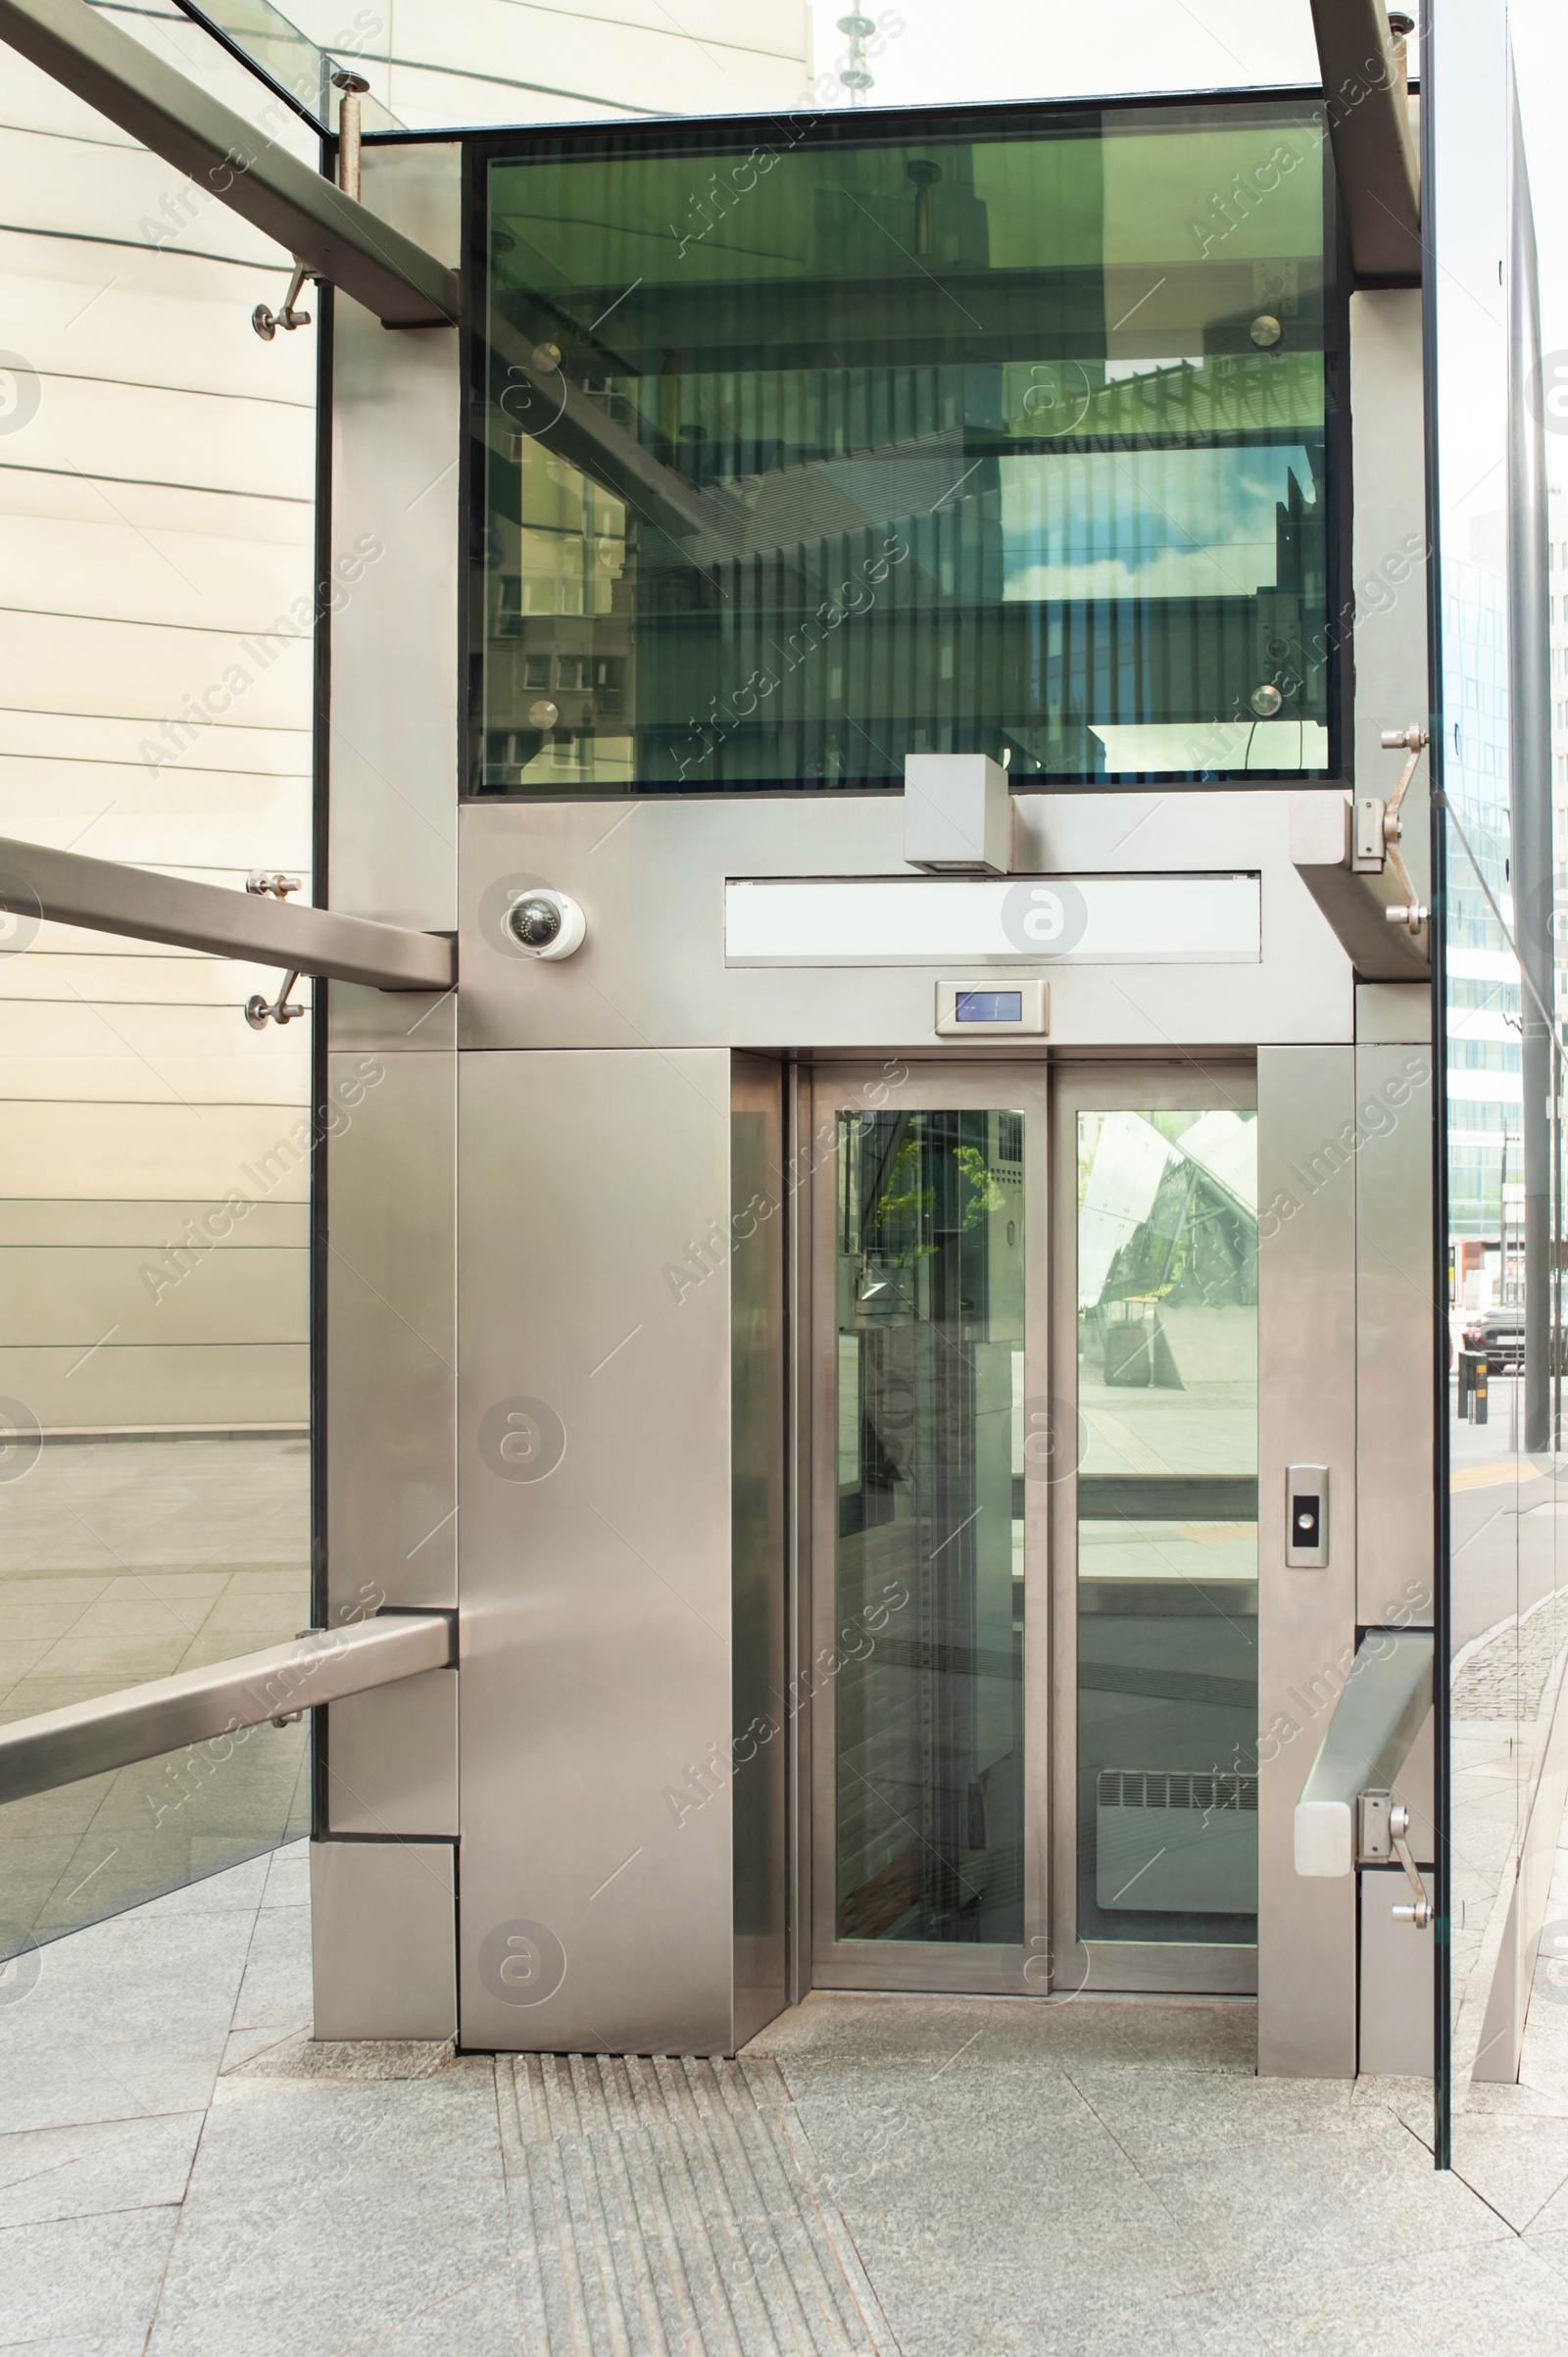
812,1061,1258,1998
833,1105,1026,1947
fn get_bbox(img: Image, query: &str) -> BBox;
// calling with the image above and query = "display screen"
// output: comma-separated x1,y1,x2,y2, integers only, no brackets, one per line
955,991,1023,1022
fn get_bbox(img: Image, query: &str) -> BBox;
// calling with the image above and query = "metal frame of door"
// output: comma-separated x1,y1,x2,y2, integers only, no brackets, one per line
803,1055,1260,2001
1050,1060,1259,1996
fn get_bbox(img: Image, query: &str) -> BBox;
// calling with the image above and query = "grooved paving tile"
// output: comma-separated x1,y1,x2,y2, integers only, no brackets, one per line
499,2052,899,2356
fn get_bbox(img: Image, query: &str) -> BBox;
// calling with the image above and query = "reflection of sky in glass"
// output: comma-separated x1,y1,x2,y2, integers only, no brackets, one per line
1000,446,1315,602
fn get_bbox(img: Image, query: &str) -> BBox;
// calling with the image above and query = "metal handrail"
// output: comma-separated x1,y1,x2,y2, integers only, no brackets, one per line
0,837,454,994
0,1610,453,1804
1294,1629,1433,1876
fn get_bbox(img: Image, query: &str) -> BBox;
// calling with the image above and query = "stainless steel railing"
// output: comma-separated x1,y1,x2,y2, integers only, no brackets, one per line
0,1610,453,1804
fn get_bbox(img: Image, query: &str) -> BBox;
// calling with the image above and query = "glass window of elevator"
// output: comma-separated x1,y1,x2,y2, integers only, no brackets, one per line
470,100,1336,796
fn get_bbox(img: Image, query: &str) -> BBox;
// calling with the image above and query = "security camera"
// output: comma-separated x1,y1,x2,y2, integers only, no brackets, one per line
506,888,586,960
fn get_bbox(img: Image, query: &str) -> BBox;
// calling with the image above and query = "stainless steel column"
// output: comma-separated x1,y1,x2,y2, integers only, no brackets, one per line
317,143,462,2037
1257,1047,1359,2075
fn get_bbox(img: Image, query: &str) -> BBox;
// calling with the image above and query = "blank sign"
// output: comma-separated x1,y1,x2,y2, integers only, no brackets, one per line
724,874,1260,965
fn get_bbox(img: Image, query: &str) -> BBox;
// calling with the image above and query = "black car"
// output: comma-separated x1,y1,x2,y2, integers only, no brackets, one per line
1461,1306,1524,1371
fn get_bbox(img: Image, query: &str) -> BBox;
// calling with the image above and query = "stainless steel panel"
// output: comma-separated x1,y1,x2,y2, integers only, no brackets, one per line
1289,793,1430,981
1348,293,1429,897
459,790,1351,1057
1257,1046,1358,2076
0,0,459,324
1355,981,1431,1047
0,1611,451,1803
1355,1040,1436,1625
329,143,460,987
311,1839,458,2041
730,1053,787,2046
0,833,452,990
325,1668,458,1838
457,1049,735,2053
1307,2,1420,282
1359,1866,1435,2076
325,1048,456,1614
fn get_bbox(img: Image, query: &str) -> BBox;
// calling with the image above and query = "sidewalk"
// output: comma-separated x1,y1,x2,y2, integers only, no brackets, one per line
5,1837,1568,2355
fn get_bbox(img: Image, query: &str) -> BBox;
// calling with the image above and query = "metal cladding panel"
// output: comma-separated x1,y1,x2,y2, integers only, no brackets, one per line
1354,1038,1436,1627
324,1049,456,1616
329,144,461,951
312,1840,457,2041
457,1048,735,2053
1348,292,1429,899
1256,1046,1359,2077
457,791,1351,1056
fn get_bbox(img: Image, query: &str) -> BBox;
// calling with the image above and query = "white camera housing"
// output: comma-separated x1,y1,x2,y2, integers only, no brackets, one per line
507,888,587,960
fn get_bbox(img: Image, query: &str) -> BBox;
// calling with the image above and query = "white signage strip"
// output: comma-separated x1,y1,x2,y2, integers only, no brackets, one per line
724,874,1261,966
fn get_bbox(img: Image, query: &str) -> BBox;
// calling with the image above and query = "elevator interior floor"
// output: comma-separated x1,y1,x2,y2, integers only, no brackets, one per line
7,1841,1568,2356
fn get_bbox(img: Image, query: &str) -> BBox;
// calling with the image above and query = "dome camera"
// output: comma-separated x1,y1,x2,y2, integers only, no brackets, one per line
506,888,586,960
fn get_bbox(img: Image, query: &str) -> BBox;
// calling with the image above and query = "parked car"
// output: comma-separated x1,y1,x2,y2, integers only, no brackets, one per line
1461,1306,1524,1371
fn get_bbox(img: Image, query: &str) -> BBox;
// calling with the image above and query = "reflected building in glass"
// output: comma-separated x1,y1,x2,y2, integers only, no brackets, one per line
473,102,1337,796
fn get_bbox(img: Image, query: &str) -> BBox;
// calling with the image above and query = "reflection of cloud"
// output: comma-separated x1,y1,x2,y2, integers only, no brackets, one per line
1001,446,1316,601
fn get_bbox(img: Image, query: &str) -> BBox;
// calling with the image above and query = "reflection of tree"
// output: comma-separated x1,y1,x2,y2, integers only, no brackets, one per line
953,1144,1005,1229
869,1135,934,1268
869,1136,1003,1268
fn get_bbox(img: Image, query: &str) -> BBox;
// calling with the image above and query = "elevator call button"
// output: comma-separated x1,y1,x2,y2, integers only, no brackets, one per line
1286,1464,1329,1568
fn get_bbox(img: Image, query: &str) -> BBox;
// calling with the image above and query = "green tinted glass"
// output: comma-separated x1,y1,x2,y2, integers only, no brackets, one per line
473,104,1334,795
833,1108,1024,1945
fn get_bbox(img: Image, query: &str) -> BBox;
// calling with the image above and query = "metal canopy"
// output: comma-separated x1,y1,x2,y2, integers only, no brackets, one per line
1308,0,1421,283
0,834,455,992
0,0,458,326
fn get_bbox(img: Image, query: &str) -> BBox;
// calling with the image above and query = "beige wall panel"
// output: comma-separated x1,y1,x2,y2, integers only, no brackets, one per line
0,1200,306,1246
0,765,310,856
0,1243,306,1346
0,235,316,402
0,372,313,496
0,1001,313,1064
0,613,313,731
0,1102,315,1199
0,954,312,1008
0,1056,308,1106
0,471,310,558
0,133,283,261
0,705,308,776
383,0,809,112
0,512,311,637
0,1341,307,1428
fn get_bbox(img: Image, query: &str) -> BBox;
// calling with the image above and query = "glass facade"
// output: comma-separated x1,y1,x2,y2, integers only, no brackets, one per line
472,100,1336,796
